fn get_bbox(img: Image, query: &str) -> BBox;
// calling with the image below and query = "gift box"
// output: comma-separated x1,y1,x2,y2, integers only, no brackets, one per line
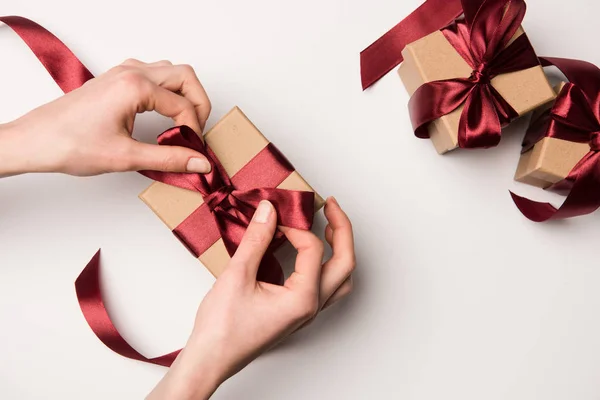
398,24,555,154
140,107,324,278
510,57,600,222
515,82,590,189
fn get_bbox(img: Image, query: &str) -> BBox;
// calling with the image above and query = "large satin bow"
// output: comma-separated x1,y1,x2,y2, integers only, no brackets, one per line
409,0,540,149
511,57,600,221
140,125,315,285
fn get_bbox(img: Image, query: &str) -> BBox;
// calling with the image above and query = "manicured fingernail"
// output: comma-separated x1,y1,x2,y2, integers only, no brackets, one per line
253,200,272,224
186,157,211,173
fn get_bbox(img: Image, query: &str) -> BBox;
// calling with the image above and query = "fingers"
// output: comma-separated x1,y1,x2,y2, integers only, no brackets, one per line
142,65,211,131
117,59,211,132
140,85,203,135
324,197,355,263
229,201,278,281
126,141,211,173
318,197,356,306
122,59,173,67
280,226,324,294
322,276,353,310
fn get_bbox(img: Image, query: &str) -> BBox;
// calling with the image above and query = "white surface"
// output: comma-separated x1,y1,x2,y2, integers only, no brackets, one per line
1,0,600,398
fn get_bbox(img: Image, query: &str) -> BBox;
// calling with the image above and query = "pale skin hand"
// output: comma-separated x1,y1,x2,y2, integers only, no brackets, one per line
0,59,213,177
147,198,355,400
0,59,355,399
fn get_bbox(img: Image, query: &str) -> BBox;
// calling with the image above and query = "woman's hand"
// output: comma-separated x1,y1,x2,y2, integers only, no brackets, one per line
148,197,355,400
0,59,212,177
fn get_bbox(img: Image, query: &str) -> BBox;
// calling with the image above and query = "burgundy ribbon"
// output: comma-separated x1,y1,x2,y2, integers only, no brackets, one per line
2,16,315,366
140,126,315,285
511,57,600,222
361,0,542,149
0,16,93,92
359,0,463,90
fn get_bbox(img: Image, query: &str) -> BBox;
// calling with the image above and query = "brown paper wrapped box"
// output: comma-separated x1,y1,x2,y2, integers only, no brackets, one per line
398,27,556,154
139,107,324,277
515,83,590,189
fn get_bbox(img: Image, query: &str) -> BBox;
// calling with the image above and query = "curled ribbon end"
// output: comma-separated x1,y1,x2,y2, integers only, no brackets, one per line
75,249,102,295
509,191,557,223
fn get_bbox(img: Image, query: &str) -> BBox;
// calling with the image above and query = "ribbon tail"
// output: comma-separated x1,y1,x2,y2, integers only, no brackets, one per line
511,154,600,222
359,0,463,90
215,210,285,285
75,250,180,367
0,16,93,92
540,57,600,113
458,84,515,148
509,192,558,222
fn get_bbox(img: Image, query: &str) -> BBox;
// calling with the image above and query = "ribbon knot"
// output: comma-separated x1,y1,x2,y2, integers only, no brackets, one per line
406,0,541,149
590,132,600,151
469,63,490,85
205,185,235,211
140,125,315,285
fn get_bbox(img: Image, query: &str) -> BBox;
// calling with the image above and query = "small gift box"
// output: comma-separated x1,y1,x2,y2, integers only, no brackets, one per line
511,58,600,221
140,107,324,278
397,2,555,154
514,82,590,189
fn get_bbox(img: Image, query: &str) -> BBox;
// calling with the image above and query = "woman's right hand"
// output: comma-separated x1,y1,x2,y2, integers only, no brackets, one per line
148,197,355,400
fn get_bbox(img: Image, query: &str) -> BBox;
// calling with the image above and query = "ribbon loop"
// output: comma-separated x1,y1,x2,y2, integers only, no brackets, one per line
408,0,538,149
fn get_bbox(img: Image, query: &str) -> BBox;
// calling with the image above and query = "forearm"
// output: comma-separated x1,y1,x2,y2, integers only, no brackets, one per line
0,120,41,177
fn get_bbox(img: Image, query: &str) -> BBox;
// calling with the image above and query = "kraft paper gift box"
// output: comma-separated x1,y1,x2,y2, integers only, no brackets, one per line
139,107,324,278
398,27,556,154
515,83,590,189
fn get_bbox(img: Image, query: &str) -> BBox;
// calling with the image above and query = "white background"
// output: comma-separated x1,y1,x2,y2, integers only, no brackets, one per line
1,0,599,399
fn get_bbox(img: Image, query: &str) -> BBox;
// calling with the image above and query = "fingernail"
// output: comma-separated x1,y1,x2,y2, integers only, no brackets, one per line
253,200,272,224
328,196,339,206
186,157,211,173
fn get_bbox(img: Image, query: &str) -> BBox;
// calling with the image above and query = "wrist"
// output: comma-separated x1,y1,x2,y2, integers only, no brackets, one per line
147,345,224,400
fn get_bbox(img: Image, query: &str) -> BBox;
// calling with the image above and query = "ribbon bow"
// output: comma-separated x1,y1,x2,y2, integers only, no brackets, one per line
140,125,315,285
409,0,540,149
360,0,541,149
1,15,315,366
511,57,600,221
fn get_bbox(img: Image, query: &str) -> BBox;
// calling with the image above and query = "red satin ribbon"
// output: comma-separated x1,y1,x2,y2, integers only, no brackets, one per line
141,126,315,285
413,0,540,148
359,0,463,90
0,16,93,93
75,251,181,367
2,16,315,365
511,57,600,221
361,0,542,149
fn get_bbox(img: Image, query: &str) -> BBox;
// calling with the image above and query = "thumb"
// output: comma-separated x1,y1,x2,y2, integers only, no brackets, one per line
127,141,212,173
229,200,278,280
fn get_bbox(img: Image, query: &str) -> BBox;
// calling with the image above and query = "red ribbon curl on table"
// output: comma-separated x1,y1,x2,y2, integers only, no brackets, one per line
1,15,315,366
511,57,600,222
361,0,541,149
